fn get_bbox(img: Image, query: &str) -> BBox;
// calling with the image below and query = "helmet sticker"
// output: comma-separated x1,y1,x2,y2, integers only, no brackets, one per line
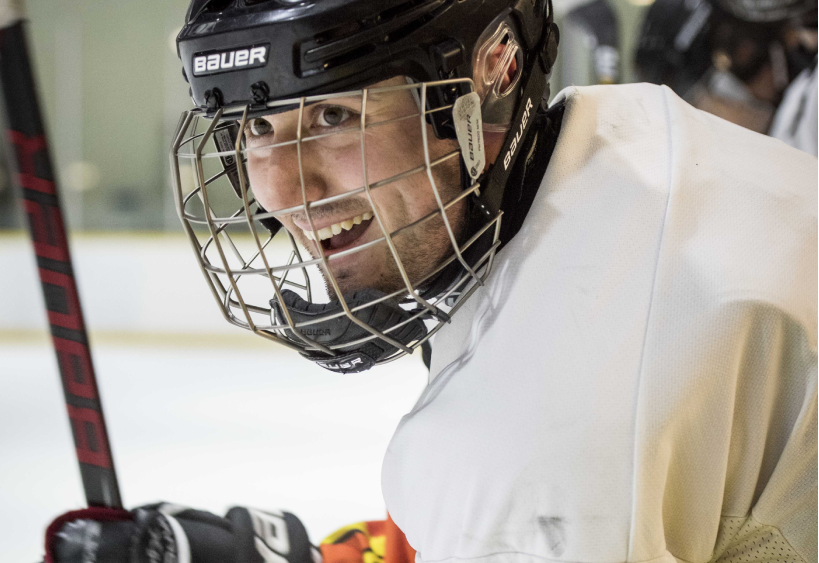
453,92,486,181
192,44,270,76
503,97,534,170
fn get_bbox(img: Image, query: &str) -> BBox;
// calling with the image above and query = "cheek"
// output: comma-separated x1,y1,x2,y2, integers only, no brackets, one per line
363,121,425,181
246,155,278,212
363,139,420,221
322,144,365,190
363,130,460,227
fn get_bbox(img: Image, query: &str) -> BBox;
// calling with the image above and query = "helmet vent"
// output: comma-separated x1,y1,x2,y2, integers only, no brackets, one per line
203,0,236,13
186,0,237,21
298,0,451,77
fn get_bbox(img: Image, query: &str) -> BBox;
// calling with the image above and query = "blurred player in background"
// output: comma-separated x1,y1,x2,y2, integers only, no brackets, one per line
561,0,621,86
45,0,816,562
767,20,817,154
636,0,818,153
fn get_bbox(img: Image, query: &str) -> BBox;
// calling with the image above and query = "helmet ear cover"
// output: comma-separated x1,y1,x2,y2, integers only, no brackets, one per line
473,15,526,130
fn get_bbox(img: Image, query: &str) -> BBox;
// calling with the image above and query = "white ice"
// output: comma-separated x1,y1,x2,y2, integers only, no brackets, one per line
0,342,427,563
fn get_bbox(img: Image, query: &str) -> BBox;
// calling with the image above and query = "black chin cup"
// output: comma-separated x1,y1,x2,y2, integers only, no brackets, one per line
270,289,428,373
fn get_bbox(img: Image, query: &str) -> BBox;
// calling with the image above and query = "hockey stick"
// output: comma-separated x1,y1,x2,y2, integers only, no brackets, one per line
0,1,122,509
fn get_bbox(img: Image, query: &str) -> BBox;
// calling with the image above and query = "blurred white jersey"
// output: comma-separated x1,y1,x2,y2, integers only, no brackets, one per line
769,62,818,156
382,84,817,563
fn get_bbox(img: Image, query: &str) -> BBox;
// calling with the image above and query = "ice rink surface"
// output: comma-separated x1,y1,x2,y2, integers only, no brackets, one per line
1,340,428,563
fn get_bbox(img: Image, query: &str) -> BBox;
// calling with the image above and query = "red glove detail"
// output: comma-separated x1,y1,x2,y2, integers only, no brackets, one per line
44,507,132,563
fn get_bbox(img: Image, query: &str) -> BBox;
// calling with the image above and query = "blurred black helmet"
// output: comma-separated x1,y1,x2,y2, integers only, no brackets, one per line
635,0,714,95
563,0,621,84
715,0,815,22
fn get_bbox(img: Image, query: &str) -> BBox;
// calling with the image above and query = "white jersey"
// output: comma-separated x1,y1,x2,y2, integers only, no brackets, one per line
768,62,818,156
382,84,817,563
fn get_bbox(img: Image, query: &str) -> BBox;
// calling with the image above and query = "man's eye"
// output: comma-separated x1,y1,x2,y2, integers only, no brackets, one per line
317,106,354,127
247,118,273,137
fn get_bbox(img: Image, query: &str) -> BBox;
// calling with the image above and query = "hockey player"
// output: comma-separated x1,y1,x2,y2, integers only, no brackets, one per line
768,55,817,155
561,0,621,86
46,0,817,562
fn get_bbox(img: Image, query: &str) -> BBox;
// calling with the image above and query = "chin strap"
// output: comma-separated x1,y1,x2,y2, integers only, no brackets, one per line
497,98,565,246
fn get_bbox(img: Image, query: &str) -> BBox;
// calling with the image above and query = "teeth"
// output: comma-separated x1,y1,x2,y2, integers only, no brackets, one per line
301,212,373,242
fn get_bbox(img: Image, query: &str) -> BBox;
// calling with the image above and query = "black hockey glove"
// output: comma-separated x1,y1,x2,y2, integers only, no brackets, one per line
45,502,320,563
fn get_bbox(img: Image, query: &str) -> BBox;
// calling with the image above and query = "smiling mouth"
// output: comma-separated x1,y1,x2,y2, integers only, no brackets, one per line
300,211,375,253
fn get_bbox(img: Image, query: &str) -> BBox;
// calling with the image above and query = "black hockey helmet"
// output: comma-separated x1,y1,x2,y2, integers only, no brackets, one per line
178,0,556,125
635,0,714,95
637,0,815,103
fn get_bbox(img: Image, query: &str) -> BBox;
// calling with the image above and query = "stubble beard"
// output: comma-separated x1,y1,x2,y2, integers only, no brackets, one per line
325,210,461,300
311,160,464,302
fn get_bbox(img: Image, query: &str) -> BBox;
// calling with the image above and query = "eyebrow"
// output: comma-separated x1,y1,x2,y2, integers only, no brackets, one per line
325,89,386,102
364,89,387,102
238,88,391,124
298,91,388,112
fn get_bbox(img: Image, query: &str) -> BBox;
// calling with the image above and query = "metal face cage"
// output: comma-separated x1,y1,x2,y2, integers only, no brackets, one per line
169,78,502,370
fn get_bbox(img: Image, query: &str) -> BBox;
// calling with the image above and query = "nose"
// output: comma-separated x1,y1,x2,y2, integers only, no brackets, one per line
247,127,329,215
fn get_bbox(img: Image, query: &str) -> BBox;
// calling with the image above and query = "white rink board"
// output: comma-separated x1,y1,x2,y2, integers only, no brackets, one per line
0,233,247,334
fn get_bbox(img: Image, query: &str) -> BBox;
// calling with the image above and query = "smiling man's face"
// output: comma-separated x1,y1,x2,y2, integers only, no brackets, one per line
244,77,466,299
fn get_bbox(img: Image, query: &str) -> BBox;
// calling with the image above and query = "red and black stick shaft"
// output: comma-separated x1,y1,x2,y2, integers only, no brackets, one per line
0,3,122,508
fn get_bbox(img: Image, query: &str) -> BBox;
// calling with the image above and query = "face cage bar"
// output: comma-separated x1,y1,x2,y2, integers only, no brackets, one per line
170,78,503,366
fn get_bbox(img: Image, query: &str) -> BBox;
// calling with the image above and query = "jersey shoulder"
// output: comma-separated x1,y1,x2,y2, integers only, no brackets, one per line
551,83,817,349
